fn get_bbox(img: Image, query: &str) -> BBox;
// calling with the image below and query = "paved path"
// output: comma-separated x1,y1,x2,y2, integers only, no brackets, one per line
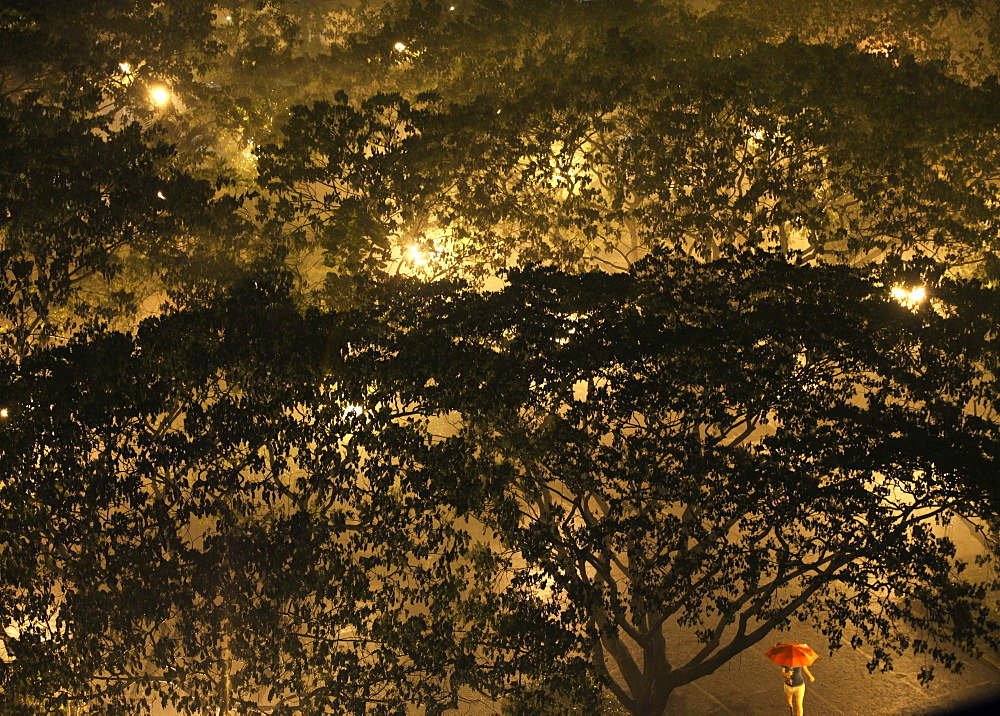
642,514,1000,715
664,622,1000,715
452,628,1000,715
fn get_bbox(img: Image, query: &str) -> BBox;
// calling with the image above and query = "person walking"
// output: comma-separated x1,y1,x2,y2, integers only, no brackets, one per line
765,642,818,716
780,661,815,716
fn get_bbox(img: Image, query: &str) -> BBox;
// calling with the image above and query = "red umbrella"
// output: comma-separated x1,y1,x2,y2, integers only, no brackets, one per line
765,642,818,667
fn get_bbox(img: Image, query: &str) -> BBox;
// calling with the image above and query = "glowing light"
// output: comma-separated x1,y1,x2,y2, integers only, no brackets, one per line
406,245,429,266
240,140,256,168
150,86,170,106
555,313,580,345
225,15,232,21
156,191,167,200
119,62,132,74
393,42,407,52
865,41,894,57
0,408,8,419
343,405,364,418
891,285,926,309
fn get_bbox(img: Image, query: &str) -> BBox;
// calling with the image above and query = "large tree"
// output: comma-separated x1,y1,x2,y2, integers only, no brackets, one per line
4,2,1000,713
0,275,477,714
257,38,1000,285
2,252,998,714
344,250,1000,714
0,92,253,361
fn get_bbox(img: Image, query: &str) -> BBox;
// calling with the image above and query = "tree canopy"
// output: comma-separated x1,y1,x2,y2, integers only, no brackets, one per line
5,0,1000,328
0,275,477,714
3,0,1000,714
258,39,1000,282
2,253,999,714
344,250,1000,713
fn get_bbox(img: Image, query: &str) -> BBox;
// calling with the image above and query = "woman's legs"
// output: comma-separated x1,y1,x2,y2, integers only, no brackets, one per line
784,684,805,716
791,685,805,716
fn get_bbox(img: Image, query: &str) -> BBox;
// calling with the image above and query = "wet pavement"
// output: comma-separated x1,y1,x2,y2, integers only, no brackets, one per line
664,622,1000,715
662,516,1000,715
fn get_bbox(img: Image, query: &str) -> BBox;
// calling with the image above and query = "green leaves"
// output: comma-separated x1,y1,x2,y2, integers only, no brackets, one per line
258,30,1000,282
346,250,1000,713
0,275,484,714
2,253,999,713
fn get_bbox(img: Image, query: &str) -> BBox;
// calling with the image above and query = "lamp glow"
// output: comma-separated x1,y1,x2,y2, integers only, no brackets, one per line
891,285,926,309
406,245,429,265
150,86,170,105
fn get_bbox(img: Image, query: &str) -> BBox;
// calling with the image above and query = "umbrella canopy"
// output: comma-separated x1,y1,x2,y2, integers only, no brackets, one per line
765,642,818,667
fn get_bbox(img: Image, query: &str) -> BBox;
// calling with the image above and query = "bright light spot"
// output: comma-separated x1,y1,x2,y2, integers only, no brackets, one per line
891,285,926,309
225,15,232,21
555,313,580,344
449,5,455,9
0,408,8,419
343,405,364,418
156,191,167,200
119,62,132,74
406,245,430,266
241,140,256,168
150,86,170,105
393,42,407,52
525,567,563,601
864,41,894,57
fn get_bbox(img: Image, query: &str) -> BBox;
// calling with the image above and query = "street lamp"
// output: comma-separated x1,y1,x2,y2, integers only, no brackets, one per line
406,245,429,266
891,285,926,310
150,86,171,106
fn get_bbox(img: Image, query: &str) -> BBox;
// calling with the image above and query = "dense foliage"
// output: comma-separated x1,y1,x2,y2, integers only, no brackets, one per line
347,250,1000,713
2,1,1000,714
2,254,1000,714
